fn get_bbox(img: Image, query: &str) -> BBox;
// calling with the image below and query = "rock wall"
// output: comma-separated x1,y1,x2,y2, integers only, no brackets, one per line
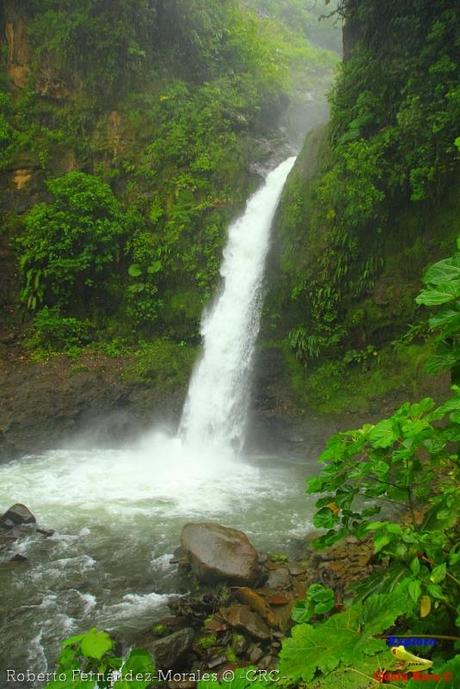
0,355,185,460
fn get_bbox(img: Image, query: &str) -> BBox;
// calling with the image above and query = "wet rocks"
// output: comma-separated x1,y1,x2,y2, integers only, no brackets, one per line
221,604,271,641
147,627,195,670
309,536,374,592
0,503,36,529
0,504,54,563
266,566,291,590
180,523,260,585
232,587,276,627
153,526,377,677
166,529,313,670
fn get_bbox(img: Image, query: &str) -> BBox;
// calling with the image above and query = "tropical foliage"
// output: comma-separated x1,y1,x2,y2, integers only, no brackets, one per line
0,0,337,352
44,240,460,689
284,242,460,687
272,0,460,386
44,628,155,689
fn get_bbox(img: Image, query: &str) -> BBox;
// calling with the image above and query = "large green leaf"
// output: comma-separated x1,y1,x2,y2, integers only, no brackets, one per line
128,263,143,277
279,622,341,681
80,628,113,660
429,307,460,335
310,651,392,689
114,648,155,689
279,592,411,682
313,506,339,529
416,281,460,306
423,256,460,286
368,419,398,448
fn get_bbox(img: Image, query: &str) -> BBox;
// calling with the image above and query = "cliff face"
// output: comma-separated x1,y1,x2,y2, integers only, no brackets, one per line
262,0,459,415
0,0,338,338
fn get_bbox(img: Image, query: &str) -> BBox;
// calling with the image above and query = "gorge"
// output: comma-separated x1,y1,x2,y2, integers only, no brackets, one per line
0,1,459,687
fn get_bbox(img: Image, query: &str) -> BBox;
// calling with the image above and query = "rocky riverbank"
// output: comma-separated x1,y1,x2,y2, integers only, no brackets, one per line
0,504,376,680
0,351,182,460
1,342,449,463
125,521,375,679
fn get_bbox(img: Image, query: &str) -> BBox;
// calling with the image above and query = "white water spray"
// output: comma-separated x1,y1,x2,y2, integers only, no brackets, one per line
180,157,296,449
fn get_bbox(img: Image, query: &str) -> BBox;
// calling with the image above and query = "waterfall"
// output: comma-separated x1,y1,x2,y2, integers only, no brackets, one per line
180,156,296,450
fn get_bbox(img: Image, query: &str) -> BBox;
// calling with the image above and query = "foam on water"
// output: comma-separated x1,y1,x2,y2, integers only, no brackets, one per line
0,440,315,672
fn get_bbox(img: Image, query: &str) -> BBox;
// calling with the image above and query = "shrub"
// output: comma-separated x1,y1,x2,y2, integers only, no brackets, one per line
25,307,93,354
18,172,126,311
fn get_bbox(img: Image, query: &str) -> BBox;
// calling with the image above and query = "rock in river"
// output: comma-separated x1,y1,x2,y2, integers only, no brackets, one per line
180,523,260,585
0,503,36,529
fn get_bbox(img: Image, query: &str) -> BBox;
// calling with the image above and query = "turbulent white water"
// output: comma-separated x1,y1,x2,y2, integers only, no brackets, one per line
181,157,296,449
0,442,315,675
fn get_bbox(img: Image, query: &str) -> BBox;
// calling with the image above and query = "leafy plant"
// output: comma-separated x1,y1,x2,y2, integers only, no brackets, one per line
296,241,460,688
416,237,460,378
18,172,126,311
274,1,460,380
123,339,196,390
25,307,93,355
44,628,155,689
280,589,414,682
291,584,336,623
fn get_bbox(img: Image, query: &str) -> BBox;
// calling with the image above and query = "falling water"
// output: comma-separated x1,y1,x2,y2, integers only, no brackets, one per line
180,157,296,450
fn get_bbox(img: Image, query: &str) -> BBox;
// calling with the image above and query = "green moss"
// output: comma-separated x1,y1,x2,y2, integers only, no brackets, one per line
152,624,168,637
295,340,436,415
267,0,460,377
4,0,338,350
226,647,238,663
122,339,197,391
197,633,218,650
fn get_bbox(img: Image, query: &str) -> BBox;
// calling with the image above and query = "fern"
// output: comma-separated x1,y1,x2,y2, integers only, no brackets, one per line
279,590,414,682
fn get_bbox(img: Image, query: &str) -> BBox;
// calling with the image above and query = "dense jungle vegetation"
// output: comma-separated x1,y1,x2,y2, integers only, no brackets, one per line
268,0,460,413
44,241,460,687
0,0,337,376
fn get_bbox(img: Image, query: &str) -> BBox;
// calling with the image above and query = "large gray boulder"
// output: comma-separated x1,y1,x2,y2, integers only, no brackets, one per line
0,503,36,529
180,523,260,585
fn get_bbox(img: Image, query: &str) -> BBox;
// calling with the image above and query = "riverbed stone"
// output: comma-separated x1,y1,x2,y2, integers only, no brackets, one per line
266,566,291,590
248,643,264,663
0,503,36,529
232,587,276,627
148,627,195,669
220,604,271,640
180,523,260,585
